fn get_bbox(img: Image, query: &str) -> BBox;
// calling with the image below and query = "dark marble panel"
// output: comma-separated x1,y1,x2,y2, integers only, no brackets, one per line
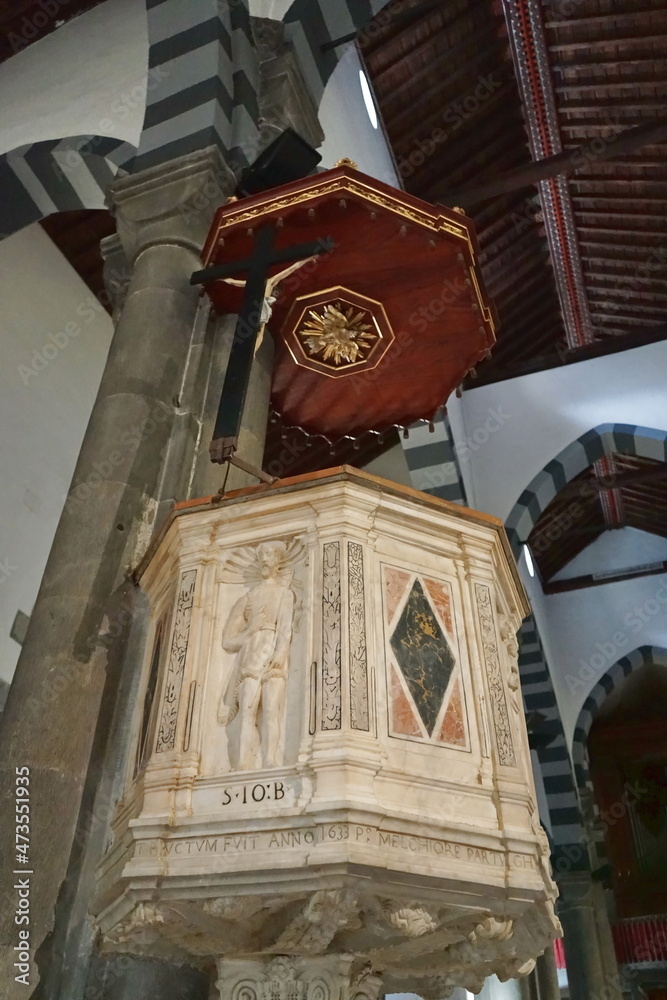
390,578,455,735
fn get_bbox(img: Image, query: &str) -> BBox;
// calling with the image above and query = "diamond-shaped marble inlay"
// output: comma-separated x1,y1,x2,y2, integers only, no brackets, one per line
389,579,455,735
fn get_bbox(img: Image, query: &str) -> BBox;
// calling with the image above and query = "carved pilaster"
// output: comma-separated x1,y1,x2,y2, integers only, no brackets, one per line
321,542,342,730
347,542,369,731
475,583,516,767
155,570,197,753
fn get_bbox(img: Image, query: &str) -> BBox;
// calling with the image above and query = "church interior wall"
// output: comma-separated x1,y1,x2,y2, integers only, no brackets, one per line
459,339,667,526
0,0,146,157
317,43,399,185
0,223,113,686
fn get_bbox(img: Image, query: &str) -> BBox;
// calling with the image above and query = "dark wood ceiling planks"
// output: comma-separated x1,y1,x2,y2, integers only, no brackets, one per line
361,0,667,385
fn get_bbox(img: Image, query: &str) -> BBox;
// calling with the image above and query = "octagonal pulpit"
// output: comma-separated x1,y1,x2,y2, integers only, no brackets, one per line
197,161,498,439
95,469,560,999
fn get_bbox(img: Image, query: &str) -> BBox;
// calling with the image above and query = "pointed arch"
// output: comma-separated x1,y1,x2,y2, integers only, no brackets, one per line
572,645,667,794
505,424,667,557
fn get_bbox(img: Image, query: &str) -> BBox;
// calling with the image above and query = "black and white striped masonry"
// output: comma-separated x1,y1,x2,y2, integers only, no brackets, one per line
284,0,391,106
0,135,133,240
401,417,468,506
518,616,588,872
135,0,261,173
1,0,392,237
505,423,667,558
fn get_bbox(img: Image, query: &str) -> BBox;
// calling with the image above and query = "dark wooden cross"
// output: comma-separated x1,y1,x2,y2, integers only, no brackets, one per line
191,222,333,475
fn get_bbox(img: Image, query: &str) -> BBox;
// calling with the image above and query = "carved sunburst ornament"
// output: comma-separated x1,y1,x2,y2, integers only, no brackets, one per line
299,302,378,366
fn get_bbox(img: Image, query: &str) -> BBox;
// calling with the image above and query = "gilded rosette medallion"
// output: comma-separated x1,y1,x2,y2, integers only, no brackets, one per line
281,286,395,378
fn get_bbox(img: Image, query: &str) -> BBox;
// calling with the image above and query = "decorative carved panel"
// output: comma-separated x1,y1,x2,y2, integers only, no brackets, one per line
321,542,342,730
474,583,516,767
348,542,369,731
155,570,197,753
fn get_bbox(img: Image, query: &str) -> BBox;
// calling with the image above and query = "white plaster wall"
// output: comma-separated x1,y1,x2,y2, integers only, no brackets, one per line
551,526,667,582
519,545,667,747
459,340,667,523
318,44,399,186
0,0,147,155
0,225,113,686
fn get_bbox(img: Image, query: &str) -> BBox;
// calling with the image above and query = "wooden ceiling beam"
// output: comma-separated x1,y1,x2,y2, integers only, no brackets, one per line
555,80,667,95
440,118,667,206
545,8,667,29
580,248,667,262
550,34,667,53
544,560,667,594
587,287,667,306
589,311,662,325
578,224,667,238
573,194,667,205
553,57,667,71
575,209,667,221
560,100,667,113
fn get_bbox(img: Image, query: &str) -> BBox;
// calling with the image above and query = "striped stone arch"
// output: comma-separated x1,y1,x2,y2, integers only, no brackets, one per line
572,645,667,794
505,423,667,557
0,135,135,240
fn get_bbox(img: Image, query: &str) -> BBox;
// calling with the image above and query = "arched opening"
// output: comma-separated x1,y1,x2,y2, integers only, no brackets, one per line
588,663,667,919
584,660,667,997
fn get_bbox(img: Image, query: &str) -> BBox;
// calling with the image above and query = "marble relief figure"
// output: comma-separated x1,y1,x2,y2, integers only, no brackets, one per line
218,539,304,771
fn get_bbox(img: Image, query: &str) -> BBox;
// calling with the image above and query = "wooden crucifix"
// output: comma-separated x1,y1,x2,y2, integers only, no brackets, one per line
191,222,333,477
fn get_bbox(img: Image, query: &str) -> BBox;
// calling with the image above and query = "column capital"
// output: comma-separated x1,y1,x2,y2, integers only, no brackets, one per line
216,955,383,1000
109,146,237,262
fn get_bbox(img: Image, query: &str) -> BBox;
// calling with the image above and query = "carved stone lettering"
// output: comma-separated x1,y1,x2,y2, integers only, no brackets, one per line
155,570,197,753
321,542,342,730
474,584,516,767
133,825,533,870
347,542,369,731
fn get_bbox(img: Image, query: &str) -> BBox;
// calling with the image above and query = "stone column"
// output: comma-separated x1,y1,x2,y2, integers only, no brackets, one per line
88,954,210,1000
557,871,620,1000
0,146,235,993
534,947,560,1000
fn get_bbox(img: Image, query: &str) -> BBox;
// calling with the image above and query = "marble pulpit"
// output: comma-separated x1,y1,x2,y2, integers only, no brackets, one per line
94,467,560,998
